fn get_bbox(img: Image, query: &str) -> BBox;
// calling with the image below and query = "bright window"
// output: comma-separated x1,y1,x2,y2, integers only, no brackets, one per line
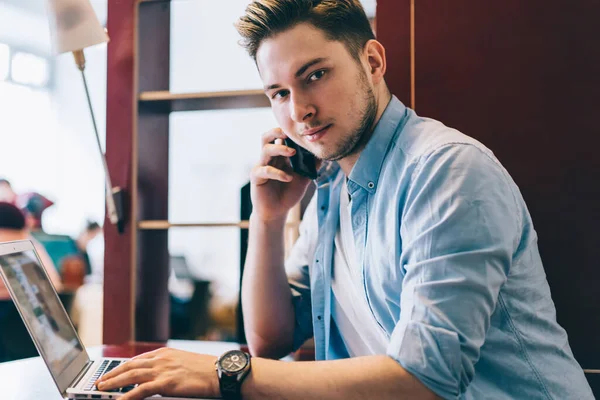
170,0,376,93
11,52,50,87
0,81,58,209
169,108,276,223
168,107,277,304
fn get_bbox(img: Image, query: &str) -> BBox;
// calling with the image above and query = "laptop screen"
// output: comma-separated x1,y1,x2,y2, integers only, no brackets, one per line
0,250,84,379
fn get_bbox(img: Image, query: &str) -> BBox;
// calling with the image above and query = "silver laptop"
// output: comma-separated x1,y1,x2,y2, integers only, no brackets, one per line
0,240,201,400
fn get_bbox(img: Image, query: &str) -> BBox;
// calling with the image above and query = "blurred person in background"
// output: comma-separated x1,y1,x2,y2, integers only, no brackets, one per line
0,201,62,362
76,220,103,276
0,178,17,204
17,191,54,233
17,192,87,289
0,201,62,298
70,223,105,346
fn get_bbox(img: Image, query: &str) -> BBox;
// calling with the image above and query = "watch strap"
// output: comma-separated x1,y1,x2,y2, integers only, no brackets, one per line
218,351,251,400
220,373,244,400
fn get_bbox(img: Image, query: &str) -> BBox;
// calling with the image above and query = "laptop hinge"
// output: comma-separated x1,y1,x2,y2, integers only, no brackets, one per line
70,360,95,389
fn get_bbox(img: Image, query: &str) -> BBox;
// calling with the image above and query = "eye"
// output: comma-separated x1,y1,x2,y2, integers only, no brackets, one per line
307,69,326,82
272,89,289,100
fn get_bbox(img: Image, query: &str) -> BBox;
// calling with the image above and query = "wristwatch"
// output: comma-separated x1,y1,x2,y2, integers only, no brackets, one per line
215,349,252,399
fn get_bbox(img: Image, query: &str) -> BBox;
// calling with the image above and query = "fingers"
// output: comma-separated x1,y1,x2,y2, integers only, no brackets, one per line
119,381,163,400
97,368,155,392
254,128,296,186
99,359,154,382
251,165,293,185
261,127,287,147
260,143,295,166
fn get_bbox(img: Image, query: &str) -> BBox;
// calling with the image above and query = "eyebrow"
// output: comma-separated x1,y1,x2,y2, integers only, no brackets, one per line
264,57,328,91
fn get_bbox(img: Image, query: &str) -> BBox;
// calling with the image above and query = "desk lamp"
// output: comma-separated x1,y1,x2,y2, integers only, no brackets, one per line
48,0,125,232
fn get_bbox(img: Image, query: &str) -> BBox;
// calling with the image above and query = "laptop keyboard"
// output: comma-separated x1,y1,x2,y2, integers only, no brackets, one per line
84,360,137,393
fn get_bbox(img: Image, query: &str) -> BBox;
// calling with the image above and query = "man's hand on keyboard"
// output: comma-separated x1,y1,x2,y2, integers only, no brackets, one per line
96,348,221,400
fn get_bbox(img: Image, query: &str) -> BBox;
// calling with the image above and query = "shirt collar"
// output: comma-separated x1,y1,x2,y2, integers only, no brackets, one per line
348,95,407,193
315,159,340,188
315,96,407,190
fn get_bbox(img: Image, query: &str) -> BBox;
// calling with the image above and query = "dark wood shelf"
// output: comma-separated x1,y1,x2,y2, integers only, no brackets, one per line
138,89,270,112
137,220,301,230
138,220,250,230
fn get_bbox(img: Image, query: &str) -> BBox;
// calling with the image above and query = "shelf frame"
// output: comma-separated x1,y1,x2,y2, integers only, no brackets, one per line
138,89,270,112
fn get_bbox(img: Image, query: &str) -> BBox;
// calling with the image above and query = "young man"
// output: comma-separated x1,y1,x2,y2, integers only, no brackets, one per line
98,1,593,399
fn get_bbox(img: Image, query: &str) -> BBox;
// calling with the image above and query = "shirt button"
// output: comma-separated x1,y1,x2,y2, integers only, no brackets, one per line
367,181,375,189
317,316,322,320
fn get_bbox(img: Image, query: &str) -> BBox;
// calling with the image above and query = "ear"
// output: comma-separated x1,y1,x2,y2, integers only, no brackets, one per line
363,39,386,85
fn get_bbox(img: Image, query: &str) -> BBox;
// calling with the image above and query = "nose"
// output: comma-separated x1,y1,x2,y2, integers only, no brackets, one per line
289,92,316,123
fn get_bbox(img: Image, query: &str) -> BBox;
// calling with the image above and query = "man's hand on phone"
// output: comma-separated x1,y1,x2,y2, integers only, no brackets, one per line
250,128,312,223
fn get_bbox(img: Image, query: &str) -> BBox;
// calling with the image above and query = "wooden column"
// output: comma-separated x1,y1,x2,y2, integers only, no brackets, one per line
104,0,137,345
135,0,171,342
104,0,171,344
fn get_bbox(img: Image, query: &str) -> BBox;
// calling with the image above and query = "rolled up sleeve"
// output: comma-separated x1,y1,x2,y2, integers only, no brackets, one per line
285,195,318,351
387,144,520,399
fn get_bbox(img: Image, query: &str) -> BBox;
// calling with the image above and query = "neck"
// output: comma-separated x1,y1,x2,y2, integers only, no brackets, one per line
337,87,392,176
0,228,27,241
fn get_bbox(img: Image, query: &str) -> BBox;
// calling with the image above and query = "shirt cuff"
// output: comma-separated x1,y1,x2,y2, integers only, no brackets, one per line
387,320,467,400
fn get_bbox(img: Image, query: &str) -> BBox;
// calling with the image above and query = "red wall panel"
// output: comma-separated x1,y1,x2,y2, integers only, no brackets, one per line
376,0,412,106
413,0,600,368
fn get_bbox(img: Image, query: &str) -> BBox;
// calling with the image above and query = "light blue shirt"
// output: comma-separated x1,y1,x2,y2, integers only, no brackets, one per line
285,96,593,399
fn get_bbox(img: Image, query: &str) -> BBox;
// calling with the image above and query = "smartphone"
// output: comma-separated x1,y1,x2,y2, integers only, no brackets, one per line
284,138,318,179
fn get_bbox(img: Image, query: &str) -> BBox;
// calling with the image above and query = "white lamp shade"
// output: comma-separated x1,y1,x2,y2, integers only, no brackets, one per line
48,0,109,54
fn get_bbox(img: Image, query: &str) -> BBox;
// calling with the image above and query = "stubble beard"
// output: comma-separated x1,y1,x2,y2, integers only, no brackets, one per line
323,72,378,162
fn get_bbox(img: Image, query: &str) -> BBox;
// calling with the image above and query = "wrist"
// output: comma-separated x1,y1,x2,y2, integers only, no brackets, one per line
249,213,287,230
212,363,222,399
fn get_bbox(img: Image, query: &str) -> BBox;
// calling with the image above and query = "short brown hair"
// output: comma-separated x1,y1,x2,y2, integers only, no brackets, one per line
235,0,375,62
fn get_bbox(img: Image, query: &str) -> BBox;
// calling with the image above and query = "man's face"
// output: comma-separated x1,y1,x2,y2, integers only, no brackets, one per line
256,23,377,161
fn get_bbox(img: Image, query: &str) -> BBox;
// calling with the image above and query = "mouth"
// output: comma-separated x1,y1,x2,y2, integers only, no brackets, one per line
302,124,332,143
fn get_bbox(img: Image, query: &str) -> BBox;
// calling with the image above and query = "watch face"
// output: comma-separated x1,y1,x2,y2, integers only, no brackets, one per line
220,351,249,374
